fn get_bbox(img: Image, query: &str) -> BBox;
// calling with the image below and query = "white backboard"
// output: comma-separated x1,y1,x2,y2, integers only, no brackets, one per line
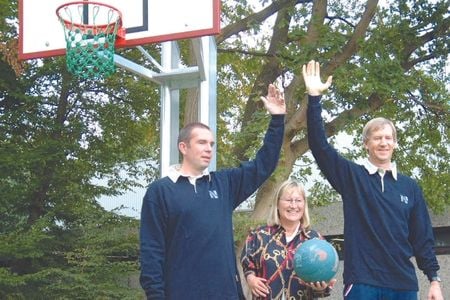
19,0,220,59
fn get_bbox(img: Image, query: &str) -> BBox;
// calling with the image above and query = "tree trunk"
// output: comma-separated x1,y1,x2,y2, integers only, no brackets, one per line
183,42,200,125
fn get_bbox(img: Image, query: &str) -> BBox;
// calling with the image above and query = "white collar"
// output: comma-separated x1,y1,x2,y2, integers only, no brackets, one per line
362,159,397,180
167,164,210,183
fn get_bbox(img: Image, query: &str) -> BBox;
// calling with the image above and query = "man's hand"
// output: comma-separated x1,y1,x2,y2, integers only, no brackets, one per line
427,281,444,300
261,84,286,115
302,60,333,96
246,273,270,298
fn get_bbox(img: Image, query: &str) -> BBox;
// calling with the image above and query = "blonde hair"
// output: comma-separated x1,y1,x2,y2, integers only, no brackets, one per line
267,179,311,230
362,117,397,144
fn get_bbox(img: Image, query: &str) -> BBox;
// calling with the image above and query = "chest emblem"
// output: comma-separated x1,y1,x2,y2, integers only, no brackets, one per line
209,190,218,199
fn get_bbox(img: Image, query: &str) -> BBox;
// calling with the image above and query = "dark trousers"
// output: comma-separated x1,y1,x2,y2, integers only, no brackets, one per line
344,283,417,300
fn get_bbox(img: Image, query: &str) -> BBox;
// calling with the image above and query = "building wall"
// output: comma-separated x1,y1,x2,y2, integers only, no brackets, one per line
310,203,449,299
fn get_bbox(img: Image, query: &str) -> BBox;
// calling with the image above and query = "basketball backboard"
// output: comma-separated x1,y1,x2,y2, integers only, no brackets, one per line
18,0,220,60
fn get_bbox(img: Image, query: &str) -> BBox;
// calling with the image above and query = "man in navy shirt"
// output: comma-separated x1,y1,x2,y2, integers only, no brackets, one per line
303,60,443,300
139,84,286,299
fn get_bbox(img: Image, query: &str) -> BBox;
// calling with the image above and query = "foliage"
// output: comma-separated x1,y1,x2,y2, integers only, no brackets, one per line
0,0,449,297
0,210,142,299
233,210,265,250
217,0,449,219
1,1,158,297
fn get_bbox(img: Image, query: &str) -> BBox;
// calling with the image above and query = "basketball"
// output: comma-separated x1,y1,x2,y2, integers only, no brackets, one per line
294,238,339,282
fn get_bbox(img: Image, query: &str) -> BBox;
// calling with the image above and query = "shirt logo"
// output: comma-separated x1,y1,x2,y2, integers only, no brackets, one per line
400,194,409,204
209,190,218,199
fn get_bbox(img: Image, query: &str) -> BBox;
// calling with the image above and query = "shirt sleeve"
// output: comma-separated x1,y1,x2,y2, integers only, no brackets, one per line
229,114,285,208
139,185,166,299
240,229,262,277
307,96,353,194
408,182,440,281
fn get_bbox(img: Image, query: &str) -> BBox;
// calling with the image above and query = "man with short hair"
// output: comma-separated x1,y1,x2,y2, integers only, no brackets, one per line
303,60,443,300
139,84,286,299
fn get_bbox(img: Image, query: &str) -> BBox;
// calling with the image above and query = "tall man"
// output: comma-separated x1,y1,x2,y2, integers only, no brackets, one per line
139,84,286,299
303,60,443,300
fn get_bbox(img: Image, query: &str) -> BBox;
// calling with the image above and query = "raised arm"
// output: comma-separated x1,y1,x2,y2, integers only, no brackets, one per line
303,60,350,194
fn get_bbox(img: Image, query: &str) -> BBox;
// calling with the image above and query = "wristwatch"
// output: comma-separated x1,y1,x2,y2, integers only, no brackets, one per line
431,276,441,282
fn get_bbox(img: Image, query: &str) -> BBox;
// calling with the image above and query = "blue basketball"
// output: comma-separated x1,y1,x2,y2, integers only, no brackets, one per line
294,238,339,282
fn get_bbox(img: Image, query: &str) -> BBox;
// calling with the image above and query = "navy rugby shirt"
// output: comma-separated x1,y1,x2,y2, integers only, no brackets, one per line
140,115,284,299
307,96,439,291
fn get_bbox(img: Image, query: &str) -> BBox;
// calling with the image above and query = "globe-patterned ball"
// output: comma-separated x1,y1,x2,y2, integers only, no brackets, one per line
294,238,339,282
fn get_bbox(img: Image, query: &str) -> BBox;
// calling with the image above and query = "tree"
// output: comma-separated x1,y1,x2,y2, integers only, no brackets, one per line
212,0,449,221
1,1,160,297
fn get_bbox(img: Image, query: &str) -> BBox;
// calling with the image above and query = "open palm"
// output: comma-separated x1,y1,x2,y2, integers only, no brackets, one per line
302,60,333,96
260,84,286,115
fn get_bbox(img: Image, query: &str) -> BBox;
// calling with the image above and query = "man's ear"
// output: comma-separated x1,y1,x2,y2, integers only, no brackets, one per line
179,142,187,155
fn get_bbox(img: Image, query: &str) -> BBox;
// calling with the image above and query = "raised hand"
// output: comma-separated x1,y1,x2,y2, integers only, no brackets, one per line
302,60,333,96
260,84,286,115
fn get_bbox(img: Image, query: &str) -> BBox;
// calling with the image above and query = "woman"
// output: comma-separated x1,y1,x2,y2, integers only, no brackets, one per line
241,179,336,300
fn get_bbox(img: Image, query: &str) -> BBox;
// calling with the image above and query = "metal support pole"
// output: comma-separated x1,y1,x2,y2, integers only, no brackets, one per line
114,37,217,176
198,36,217,171
160,41,180,177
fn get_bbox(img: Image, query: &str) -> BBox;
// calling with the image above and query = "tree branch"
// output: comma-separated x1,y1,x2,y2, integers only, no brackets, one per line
325,0,379,74
284,0,328,138
402,15,450,70
217,47,271,57
234,1,297,161
217,0,311,44
284,0,379,139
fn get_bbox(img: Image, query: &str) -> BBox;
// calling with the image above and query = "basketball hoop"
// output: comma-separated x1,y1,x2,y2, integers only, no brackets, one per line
56,1,125,78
